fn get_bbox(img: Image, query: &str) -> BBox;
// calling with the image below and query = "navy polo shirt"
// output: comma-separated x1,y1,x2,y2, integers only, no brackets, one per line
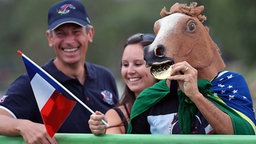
0,59,119,133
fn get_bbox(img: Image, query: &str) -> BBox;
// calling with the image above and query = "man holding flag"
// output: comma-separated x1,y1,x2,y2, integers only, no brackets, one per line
0,0,118,143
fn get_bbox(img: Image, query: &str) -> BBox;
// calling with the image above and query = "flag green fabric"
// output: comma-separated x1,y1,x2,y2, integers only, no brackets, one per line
127,79,255,134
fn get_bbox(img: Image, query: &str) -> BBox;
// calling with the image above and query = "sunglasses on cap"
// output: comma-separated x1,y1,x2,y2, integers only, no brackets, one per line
125,33,155,47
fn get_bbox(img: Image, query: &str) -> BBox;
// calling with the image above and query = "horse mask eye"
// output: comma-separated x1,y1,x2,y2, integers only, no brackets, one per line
187,21,197,32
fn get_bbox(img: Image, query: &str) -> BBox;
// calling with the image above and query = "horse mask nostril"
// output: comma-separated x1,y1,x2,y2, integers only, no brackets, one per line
154,45,165,57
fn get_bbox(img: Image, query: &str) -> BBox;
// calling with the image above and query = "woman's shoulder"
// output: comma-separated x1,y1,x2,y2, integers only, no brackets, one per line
105,105,127,120
105,105,128,133
105,108,121,119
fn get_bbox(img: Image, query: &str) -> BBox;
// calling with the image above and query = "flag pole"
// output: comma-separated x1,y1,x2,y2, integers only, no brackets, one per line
17,50,108,127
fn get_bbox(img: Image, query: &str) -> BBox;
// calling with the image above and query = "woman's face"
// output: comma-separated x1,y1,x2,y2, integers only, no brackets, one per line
121,43,156,96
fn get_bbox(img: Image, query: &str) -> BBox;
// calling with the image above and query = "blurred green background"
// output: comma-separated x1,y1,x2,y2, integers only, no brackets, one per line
0,0,255,108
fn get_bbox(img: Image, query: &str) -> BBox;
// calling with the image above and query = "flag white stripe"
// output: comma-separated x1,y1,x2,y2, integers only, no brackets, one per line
31,73,54,110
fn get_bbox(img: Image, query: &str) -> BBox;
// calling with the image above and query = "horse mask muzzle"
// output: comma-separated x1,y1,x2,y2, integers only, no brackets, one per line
144,44,174,80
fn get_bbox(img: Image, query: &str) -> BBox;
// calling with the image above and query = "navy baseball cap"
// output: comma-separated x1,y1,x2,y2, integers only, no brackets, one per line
48,0,91,31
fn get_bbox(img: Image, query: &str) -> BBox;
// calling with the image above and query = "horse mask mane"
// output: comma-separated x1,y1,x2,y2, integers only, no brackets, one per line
160,2,206,23
144,2,225,81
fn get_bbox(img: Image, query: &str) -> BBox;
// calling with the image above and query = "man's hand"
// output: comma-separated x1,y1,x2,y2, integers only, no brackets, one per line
17,119,57,144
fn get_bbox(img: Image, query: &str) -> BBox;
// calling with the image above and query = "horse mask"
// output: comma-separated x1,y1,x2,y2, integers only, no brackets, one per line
144,2,225,80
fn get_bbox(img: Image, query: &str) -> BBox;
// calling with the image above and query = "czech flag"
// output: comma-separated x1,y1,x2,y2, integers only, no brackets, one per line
17,50,76,137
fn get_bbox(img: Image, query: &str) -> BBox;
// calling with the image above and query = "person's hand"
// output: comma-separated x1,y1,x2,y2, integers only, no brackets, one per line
17,119,57,144
88,111,107,135
168,61,201,101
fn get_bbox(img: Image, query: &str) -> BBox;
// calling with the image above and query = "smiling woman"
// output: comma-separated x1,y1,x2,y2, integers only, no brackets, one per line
121,34,157,97
88,33,157,135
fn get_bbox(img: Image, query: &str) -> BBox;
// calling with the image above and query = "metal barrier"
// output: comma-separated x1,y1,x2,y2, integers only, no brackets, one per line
0,134,255,144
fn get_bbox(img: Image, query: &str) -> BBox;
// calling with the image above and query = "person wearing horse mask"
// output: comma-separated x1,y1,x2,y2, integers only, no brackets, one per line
127,2,256,135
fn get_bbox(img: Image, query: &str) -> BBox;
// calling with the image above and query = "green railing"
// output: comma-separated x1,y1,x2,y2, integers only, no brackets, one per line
1,134,256,144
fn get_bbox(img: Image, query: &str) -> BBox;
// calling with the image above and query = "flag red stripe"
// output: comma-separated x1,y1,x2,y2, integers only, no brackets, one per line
41,90,76,137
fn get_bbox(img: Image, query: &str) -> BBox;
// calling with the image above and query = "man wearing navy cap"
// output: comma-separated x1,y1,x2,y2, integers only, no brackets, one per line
0,0,118,143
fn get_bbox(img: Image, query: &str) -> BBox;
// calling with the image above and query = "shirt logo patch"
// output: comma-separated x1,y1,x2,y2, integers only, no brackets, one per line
101,90,114,105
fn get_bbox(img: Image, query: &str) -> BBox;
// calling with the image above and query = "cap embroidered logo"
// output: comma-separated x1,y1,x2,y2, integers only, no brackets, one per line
57,4,76,15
